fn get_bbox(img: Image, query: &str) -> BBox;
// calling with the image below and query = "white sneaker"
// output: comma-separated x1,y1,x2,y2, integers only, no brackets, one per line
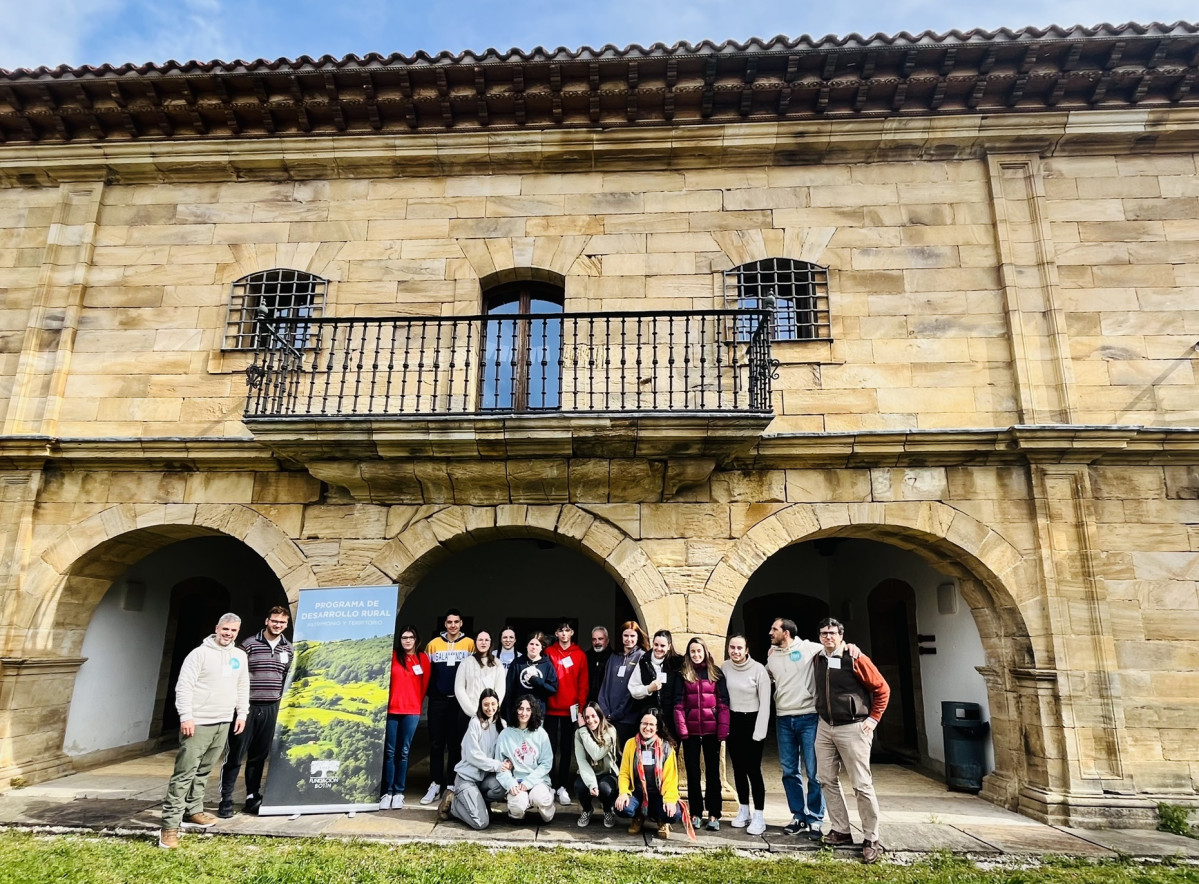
379,794,393,810
420,783,441,805
747,810,766,836
392,794,405,809
731,804,751,828
556,787,571,806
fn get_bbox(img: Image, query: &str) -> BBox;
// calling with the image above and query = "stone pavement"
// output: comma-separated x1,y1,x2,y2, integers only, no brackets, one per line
2,751,1197,860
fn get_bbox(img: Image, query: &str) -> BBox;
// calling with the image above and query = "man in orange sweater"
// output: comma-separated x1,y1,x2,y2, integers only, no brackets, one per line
812,617,890,865
545,620,589,806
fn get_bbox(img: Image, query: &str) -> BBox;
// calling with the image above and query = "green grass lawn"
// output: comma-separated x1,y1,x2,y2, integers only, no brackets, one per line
0,831,1197,884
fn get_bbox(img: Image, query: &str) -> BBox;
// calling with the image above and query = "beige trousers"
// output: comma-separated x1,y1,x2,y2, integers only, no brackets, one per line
814,718,880,842
506,782,555,821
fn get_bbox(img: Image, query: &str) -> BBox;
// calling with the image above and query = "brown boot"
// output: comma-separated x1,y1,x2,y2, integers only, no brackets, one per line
628,813,644,835
656,823,671,840
821,829,854,847
437,789,454,821
182,811,218,828
157,829,179,850
862,840,885,864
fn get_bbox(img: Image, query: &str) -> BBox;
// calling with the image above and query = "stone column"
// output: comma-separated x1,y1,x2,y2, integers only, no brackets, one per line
0,655,87,788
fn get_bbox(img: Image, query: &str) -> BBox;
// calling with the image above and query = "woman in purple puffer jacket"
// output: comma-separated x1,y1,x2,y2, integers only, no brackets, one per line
672,637,730,831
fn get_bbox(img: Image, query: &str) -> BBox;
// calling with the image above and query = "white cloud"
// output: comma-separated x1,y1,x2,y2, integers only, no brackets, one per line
0,0,123,70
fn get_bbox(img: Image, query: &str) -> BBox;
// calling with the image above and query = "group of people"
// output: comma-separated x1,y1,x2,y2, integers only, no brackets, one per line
383,610,891,860
159,606,891,863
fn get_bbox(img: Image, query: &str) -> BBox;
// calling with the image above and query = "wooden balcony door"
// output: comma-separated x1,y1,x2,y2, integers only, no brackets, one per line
480,282,563,411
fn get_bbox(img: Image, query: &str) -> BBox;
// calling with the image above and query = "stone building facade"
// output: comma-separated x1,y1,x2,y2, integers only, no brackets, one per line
1,22,1198,826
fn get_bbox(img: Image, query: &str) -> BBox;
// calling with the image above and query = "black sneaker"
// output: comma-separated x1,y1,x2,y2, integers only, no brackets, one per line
783,818,809,835
244,794,262,815
217,801,234,820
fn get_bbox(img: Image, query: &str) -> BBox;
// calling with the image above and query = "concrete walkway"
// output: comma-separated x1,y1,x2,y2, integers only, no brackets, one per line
2,751,1197,860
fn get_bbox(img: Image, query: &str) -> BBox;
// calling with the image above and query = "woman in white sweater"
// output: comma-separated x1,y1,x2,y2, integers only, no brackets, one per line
455,630,506,717
722,633,771,835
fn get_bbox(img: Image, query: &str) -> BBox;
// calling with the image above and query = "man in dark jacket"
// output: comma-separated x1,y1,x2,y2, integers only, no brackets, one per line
812,618,890,865
586,626,611,703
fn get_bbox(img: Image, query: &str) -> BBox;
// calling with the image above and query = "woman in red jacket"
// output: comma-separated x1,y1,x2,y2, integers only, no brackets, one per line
673,636,729,831
380,624,430,810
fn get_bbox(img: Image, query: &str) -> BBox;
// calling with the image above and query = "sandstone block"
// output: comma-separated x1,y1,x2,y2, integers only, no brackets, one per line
302,505,389,539
640,504,728,540
870,468,950,502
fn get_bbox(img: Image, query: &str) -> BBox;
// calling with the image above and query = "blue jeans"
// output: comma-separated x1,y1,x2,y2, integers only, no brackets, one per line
617,792,684,824
777,712,824,825
381,714,420,795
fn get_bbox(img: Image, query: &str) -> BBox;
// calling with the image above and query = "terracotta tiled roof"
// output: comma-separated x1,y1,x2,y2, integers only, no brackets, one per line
1,21,1196,143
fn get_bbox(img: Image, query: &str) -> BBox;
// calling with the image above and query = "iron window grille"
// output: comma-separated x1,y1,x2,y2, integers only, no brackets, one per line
725,258,830,342
224,269,327,351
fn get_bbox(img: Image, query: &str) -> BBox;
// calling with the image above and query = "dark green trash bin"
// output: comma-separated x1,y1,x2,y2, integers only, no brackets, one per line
941,701,989,792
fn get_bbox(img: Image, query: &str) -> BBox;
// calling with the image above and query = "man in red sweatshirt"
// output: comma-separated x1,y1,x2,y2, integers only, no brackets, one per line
812,617,890,865
545,620,589,806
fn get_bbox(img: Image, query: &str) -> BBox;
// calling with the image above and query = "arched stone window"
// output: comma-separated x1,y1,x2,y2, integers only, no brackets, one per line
223,268,328,350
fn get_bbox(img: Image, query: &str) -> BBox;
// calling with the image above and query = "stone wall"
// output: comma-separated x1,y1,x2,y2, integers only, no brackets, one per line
0,120,1197,823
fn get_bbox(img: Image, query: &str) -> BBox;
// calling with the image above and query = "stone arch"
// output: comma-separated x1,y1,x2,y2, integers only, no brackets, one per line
12,503,315,657
365,504,669,624
478,267,566,290
711,228,839,272
704,499,1039,809
457,237,588,284
706,501,1033,661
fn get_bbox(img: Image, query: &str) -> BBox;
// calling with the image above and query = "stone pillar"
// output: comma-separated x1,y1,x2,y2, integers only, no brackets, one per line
1021,461,1131,824
0,655,87,788
3,180,104,437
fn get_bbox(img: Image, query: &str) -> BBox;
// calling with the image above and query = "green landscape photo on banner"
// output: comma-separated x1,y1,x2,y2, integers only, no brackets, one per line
260,585,399,816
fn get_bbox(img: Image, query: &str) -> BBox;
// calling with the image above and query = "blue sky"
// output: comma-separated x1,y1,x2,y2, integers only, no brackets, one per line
1,0,1194,71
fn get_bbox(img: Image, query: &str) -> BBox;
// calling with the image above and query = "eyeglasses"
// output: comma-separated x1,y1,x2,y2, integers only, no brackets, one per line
819,630,840,636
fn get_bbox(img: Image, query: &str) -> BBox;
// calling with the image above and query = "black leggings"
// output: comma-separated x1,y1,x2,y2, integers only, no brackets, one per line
573,772,618,812
727,711,765,810
682,734,722,819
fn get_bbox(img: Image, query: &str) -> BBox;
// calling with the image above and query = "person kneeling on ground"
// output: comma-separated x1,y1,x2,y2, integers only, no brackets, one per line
494,693,555,823
614,708,687,841
573,701,621,828
439,688,508,829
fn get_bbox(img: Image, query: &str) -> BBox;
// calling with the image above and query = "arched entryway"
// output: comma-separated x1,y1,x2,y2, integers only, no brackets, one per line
368,504,668,626
711,501,1036,809
397,537,637,642
728,537,991,779
4,504,312,780
62,534,289,765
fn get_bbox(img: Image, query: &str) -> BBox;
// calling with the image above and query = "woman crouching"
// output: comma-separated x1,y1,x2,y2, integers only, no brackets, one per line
614,708,685,840
493,693,555,823
573,701,621,828
439,687,507,829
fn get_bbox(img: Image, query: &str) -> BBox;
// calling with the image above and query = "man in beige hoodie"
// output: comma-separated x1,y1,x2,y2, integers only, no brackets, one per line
159,613,250,849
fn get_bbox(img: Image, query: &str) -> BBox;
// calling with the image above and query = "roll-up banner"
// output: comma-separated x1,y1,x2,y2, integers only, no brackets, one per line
260,584,399,816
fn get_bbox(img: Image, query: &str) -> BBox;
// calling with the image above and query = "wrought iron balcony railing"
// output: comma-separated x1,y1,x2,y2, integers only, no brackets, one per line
244,308,775,419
